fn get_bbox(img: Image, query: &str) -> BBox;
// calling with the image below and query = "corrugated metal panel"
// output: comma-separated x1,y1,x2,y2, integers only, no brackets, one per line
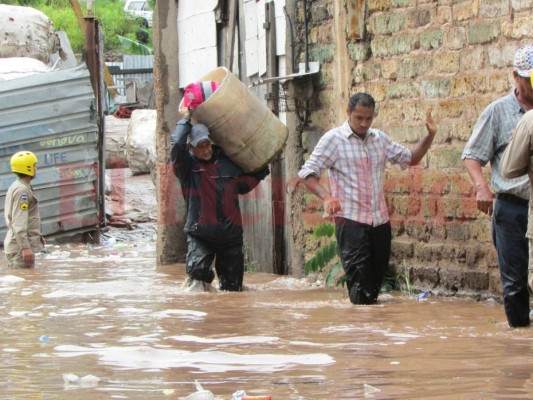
107,61,125,97
241,81,273,272
123,54,153,83
242,179,272,273
107,55,154,98
0,64,100,241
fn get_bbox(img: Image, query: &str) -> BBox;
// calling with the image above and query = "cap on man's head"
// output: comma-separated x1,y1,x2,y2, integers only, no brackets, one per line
189,124,211,147
514,44,533,78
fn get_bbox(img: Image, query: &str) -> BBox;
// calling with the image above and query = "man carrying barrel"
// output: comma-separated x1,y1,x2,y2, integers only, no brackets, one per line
170,113,270,292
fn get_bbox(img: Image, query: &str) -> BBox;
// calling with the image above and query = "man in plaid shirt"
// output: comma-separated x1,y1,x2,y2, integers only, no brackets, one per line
298,92,437,305
463,45,533,328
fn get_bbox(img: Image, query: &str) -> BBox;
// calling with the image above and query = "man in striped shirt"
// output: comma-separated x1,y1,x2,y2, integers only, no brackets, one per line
298,92,437,305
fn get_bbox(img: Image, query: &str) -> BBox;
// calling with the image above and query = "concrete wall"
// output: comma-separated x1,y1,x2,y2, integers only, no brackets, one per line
294,0,533,297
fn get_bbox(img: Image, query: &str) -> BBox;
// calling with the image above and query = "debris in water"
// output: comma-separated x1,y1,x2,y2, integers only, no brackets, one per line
184,380,214,400
364,383,380,395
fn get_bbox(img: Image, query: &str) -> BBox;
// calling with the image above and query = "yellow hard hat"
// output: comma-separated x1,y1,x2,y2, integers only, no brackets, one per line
10,151,38,177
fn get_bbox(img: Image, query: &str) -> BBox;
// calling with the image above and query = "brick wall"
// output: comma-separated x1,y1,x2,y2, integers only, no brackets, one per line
296,0,533,296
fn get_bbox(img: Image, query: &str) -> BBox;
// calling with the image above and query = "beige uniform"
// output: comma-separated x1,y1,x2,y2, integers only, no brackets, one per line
3,178,43,268
501,109,533,293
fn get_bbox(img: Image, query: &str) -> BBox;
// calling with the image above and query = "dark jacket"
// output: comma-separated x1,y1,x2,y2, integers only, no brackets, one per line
171,118,269,243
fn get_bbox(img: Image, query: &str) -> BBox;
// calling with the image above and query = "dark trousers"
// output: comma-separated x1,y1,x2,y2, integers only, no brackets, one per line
335,217,392,305
492,197,530,327
186,235,245,291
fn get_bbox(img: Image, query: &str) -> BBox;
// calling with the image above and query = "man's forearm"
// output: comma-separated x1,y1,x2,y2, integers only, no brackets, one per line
302,175,330,200
463,158,490,191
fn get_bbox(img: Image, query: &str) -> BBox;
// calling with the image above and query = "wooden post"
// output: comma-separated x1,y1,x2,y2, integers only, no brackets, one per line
225,0,238,70
265,2,287,275
69,0,118,98
83,16,105,240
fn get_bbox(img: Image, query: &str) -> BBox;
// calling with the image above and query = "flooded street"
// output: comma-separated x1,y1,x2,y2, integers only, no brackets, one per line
1,235,532,400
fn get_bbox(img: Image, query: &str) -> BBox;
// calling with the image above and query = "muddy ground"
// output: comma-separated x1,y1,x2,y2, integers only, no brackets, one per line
103,168,158,244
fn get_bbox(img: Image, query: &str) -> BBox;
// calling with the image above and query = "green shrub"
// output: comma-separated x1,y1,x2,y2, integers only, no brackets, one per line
93,2,147,52
305,222,413,294
305,223,345,288
40,4,85,53
5,0,146,54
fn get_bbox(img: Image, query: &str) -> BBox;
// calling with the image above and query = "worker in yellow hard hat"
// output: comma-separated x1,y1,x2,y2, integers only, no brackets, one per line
3,151,45,268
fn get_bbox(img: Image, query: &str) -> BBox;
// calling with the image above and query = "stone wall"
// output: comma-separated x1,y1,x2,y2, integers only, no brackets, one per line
295,0,533,297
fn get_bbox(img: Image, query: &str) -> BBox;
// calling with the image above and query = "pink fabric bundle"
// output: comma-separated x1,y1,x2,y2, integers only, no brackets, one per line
183,81,220,109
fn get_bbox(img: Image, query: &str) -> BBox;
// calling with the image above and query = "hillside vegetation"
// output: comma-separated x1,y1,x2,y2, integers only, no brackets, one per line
2,0,150,55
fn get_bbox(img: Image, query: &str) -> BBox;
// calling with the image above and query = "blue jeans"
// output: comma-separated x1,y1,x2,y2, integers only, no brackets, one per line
335,218,391,305
492,197,530,327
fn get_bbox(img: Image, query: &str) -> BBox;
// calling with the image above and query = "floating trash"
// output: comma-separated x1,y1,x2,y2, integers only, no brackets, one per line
62,373,100,388
44,251,71,259
416,290,430,301
232,390,271,400
232,390,247,400
62,373,80,385
113,243,130,250
79,374,100,387
102,237,117,247
364,383,380,396
185,381,214,400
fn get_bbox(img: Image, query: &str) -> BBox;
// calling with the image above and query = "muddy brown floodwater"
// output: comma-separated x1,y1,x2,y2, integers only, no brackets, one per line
1,171,532,399
1,238,532,400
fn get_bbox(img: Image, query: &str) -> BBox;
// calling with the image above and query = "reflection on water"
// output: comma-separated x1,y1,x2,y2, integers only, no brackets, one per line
0,241,532,399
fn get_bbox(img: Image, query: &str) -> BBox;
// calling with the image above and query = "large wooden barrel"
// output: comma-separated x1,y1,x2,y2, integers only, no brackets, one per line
190,67,288,173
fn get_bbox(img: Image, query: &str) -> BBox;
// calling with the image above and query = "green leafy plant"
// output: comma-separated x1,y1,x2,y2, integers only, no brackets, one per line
304,223,345,287
7,0,147,54
397,260,414,296
243,241,259,274
380,270,397,293
305,223,416,294
94,3,147,52
245,261,259,274
117,35,154,55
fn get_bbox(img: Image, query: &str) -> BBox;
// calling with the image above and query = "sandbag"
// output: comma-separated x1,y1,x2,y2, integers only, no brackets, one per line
105,115,130,169
0,4,60,64
0,57,51,81
125,110,156,175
